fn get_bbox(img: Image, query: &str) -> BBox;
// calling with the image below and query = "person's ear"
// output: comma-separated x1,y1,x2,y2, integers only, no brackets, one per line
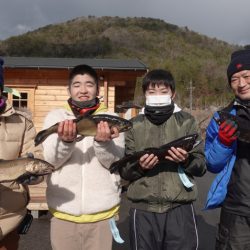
171,92,176,100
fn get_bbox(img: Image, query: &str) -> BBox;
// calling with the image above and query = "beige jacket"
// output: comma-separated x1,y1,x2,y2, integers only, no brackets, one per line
0,100,42,240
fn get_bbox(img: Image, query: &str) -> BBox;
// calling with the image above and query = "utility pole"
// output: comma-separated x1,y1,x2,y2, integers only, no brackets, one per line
187,80,195,113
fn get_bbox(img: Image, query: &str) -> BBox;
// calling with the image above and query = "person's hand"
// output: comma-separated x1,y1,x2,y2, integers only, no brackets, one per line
139,154,159,170
58,119,77,142
218,119,238,146
94,121,119,142
165,147,189,163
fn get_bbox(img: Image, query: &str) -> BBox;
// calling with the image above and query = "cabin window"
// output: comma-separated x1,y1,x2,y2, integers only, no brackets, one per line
12,92,28,108
3,88,35,113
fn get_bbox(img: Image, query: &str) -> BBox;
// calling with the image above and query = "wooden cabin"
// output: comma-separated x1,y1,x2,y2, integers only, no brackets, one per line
2,56,148,213
3,57,148,131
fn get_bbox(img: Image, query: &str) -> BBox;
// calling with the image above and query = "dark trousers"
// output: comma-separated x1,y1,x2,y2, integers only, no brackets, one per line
129,203,198,250
216,208,250,250
0,230,19,250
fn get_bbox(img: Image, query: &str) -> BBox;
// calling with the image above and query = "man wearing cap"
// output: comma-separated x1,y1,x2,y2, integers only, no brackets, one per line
0,58,43,250
205,49,250,249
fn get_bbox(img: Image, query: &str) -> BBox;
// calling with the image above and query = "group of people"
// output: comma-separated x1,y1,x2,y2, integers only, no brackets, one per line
0,48,250,250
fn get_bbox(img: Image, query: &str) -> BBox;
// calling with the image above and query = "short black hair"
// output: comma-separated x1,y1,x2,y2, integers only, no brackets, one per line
69,64,98,86
142,69,175,93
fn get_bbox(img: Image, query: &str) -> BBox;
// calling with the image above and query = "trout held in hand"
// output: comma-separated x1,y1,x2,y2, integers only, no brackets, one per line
110,133,201,174
214,111,250,143
0,157,55,183
34,114,133,146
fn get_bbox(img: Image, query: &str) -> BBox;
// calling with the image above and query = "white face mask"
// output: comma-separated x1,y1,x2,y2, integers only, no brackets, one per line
145,95,172,107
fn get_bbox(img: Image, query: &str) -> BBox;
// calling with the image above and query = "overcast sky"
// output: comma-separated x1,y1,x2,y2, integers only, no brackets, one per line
0,0,249,45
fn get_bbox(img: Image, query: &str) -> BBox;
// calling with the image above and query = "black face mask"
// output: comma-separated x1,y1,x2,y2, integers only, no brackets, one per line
68,97,100,117
144,101,175,125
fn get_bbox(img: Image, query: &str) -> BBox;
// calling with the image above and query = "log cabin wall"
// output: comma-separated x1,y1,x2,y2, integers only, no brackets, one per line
3,59,148,132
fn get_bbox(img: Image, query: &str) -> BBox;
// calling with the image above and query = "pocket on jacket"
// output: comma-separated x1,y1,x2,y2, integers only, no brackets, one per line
215,224,229,250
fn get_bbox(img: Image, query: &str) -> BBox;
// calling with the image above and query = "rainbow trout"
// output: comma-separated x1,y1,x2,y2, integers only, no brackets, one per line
214,111,250,143
0,157,54,183
34,114,133,146
110,133,201,173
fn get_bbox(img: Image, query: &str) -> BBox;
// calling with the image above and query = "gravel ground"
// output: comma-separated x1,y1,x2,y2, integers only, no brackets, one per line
19,172,220,250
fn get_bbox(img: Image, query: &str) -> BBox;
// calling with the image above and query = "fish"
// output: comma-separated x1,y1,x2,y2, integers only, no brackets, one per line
34,114,133,146
214,110,250,143
0,157,55,183
109,133,201,174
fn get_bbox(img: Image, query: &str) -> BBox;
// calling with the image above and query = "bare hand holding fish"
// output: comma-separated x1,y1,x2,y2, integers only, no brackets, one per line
94,121,119,142
139,153,159,170
58,119,77,143
110,134,200,174
165,147,189,163
0,157,55,183
138,146,188,170
35,114,132,146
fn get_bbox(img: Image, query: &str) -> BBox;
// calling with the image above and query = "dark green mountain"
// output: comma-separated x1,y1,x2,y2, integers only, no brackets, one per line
0,16,243,108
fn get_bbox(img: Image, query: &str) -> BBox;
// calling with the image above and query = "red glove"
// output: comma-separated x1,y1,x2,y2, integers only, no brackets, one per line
218,119,238,146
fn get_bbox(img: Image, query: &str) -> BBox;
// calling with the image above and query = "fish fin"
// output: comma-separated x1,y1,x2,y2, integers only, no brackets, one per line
144,147,158,150
74,114,92,122
188,140,203,153
75,135,85,142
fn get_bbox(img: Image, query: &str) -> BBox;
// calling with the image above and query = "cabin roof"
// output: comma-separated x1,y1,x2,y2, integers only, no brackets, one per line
2,57,148,71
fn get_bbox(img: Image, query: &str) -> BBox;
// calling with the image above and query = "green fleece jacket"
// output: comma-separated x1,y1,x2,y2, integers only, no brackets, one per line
120,110,206,213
